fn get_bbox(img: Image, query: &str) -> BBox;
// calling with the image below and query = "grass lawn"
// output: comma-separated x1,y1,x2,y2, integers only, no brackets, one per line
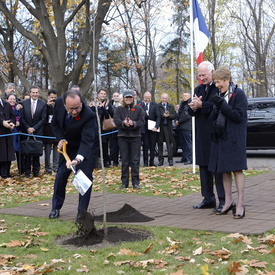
0,163,274,274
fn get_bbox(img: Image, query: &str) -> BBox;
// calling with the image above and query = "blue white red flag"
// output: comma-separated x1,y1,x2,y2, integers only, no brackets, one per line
193,0,210,66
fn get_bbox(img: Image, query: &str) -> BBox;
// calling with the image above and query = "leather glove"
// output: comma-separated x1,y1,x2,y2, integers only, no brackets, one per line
212,94,224,108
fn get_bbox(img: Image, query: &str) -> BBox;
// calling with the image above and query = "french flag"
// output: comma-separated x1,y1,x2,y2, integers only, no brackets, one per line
193,0,210,66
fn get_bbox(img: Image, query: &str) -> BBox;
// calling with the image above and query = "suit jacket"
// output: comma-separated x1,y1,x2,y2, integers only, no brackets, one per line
141,101,161,133
158,102,176,143
0,99,16,162
188,82,218,165
51,97,99,173
20,98,47,136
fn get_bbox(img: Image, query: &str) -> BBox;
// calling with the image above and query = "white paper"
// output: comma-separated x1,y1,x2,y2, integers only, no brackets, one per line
148,119,160,132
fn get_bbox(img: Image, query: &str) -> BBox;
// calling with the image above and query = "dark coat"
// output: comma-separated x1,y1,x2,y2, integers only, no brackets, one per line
208,87,248,173
141,101,161,134
51,97,99,173
158,102,176,143
43,104,57,143
177,99,192,131
113,104,145,138
20,98,47,136
0,99,16,162
188,83,218,166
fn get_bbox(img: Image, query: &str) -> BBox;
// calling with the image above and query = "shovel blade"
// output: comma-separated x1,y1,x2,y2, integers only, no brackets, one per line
71,169,93,196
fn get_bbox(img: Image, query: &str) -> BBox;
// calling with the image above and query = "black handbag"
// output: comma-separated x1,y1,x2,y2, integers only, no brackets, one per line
21,136,43,156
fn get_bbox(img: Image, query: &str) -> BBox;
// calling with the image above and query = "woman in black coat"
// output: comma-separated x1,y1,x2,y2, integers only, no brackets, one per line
208,66,247,219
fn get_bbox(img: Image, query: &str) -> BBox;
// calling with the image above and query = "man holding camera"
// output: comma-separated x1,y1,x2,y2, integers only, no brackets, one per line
43,89,58,174
157,93,176,166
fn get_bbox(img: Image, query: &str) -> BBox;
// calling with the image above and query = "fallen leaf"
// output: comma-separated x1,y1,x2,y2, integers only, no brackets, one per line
113,260,131,266
144,243,153,253
227,262,242,274
193,246,203,255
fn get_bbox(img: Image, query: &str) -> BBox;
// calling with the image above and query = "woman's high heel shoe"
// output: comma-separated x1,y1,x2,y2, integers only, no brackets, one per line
234,207,245,219
216,202,236,215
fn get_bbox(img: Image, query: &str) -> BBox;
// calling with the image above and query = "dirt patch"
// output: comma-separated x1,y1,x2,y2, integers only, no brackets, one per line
94,203,154,223
56,204,154,249
57,226,153,249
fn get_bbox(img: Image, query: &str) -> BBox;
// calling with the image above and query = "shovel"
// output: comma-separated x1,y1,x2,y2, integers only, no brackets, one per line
57,143,93,196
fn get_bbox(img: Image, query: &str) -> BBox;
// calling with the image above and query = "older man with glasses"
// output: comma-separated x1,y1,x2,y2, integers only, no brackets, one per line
49,89,99,221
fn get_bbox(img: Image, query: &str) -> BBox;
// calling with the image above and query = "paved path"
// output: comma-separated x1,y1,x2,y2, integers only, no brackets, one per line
1,172,274,235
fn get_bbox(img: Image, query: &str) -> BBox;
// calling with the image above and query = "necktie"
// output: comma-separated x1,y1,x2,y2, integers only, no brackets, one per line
205,85,210,95
65,113,72,126
31,101,36,118
163,104,167,124
145,103,149,114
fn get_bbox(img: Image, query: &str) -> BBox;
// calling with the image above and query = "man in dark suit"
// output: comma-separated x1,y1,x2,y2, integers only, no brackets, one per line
20,86,46,177
158,93,176,166
49,89,99,220
141,91,161,167
188,61,225,213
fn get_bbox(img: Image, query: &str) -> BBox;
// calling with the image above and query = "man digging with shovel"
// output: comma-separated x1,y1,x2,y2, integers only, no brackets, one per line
49,89,99,223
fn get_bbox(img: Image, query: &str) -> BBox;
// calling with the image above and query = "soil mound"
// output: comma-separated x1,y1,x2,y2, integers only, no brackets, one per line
94,203,154,223
59,226,152,248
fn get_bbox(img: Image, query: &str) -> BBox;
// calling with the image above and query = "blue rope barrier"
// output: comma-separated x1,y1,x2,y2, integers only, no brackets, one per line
0,130,118,138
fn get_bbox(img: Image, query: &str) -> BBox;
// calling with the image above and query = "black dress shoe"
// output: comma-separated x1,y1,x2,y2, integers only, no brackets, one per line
184,160,192,165
76,211,86,223
168,160,173,166
133,185,140,189
104,164,111,168
193,201,216,209
113,162,119,167
49,209,60,219
150,163,157,167
176,159,186,163
216,202,236,215
120,184,128,189
158,161,164,166
213,205,224,213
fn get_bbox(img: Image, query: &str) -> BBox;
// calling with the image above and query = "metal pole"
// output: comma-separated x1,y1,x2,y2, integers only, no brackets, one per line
190,0,196,174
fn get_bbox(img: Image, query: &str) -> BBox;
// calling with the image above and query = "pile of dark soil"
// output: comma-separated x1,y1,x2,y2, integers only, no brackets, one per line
94,203,154,223
57,204,154,249
60,226,152,248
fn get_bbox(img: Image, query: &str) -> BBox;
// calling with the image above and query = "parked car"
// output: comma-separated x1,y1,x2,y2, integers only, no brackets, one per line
172,97,275,154
246,97,275,149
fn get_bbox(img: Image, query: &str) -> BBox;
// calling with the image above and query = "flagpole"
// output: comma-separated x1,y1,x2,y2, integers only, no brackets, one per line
190,0,196,174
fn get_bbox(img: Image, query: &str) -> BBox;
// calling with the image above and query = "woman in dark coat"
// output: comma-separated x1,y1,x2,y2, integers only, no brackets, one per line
0,93,16,178
208,66,247,219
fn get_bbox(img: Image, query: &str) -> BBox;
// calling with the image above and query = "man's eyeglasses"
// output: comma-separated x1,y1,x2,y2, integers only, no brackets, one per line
65,105,82,112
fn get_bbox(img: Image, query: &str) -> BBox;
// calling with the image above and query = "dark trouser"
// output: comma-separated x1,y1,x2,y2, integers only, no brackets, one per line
0,161,11,178
15,151,25,174
179,129,192,161
199,165,225,206
26,156,40,176
51,158,93,213
44,143,59,173
158,125,173,162
110,135,119,164
102,138,111,166
142,131,158,165
118,137,141,187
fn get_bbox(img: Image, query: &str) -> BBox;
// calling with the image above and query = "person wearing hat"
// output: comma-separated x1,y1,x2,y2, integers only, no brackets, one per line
113,90,145,189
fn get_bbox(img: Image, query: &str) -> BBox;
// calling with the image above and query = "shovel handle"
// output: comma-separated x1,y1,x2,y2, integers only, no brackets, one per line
57,142,71,162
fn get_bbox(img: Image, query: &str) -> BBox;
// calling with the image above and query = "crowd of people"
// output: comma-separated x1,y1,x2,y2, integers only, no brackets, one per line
0,60,247,220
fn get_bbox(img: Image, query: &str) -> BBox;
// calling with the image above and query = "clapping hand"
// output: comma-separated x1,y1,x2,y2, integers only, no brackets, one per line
212,94,224,108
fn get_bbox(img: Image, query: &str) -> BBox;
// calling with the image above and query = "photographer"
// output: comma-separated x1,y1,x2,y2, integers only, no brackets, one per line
89,89,114,168
43,89,58,174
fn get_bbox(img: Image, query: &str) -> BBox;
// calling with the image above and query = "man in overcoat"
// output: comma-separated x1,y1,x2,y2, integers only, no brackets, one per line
49,89,99,220
157,93,176,166
188,61,225,213
0,89,16,178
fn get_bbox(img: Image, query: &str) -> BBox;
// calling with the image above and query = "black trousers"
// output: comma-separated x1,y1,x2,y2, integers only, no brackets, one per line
26,156,40,176
51,158,93,213
158,125,173,162
110,134,119,164
199,165,225,206
0,161,11,178
142,131,158,165
118,137,141,187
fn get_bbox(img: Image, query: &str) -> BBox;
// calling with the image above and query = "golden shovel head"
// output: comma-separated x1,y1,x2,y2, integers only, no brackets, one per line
58,143,92,196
